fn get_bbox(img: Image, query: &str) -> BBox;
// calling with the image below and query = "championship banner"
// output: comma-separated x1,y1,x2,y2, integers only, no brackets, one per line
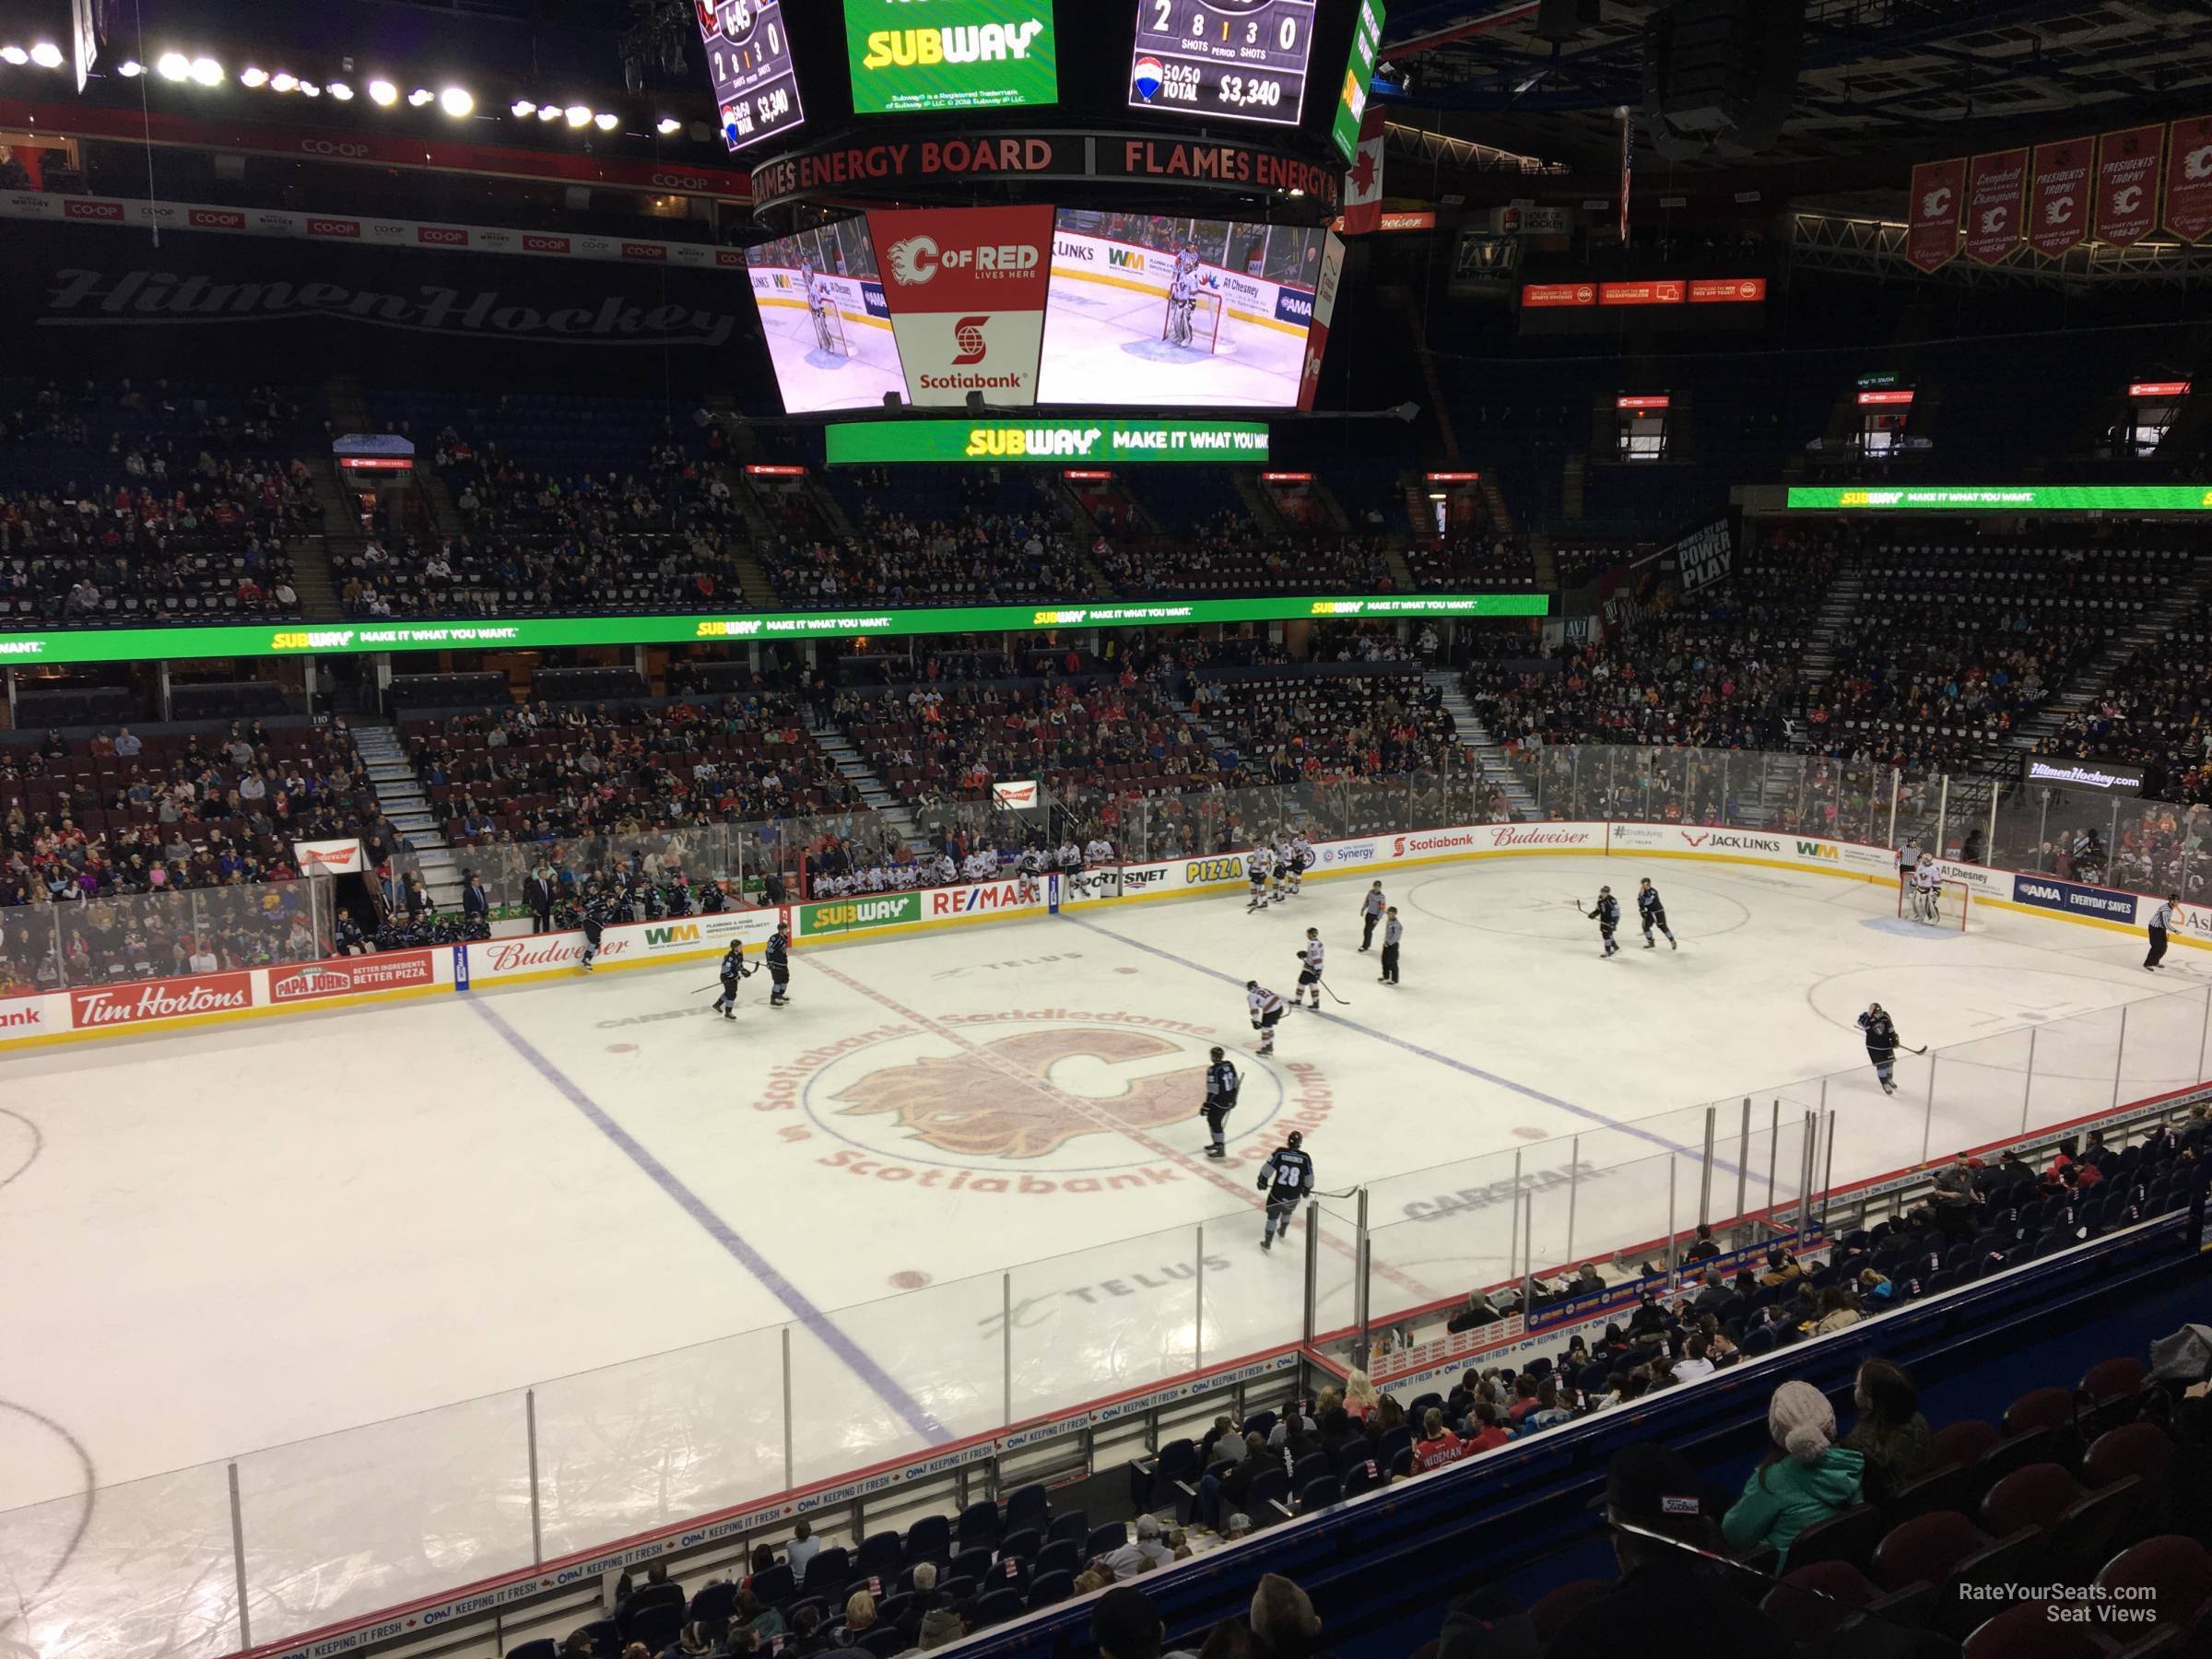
2095,124,2164,247
2164,116,2212,244
865,204,1055,407
1963,149,2028,265
1296,232,1346,413
2027,139,2091,258
1906,158,1965,273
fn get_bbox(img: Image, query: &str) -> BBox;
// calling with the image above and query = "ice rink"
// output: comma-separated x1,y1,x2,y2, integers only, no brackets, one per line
1034,274,1309,407
6,854,2207,1659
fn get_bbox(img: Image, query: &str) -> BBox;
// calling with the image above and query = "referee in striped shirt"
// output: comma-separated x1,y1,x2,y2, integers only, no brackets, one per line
2147,893,2179,971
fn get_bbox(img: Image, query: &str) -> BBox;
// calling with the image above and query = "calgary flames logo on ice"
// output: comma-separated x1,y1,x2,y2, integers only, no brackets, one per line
832,1027,1201,1159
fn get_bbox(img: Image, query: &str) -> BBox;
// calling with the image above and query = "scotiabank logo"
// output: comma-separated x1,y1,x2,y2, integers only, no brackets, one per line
65,200,124,221
308,218,361,238
623,242,668,261
418,227,468,246
951,316,990,366
1394,831,1477,856
189,209,246,229
0,1001,44,1030
524,235,571,253
71,973,253,1029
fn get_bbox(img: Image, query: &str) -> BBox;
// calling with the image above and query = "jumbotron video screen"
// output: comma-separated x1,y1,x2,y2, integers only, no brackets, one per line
1036,209,1327,408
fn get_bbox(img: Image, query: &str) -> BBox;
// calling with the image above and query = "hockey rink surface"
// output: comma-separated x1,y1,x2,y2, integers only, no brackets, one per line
6,854,2208,1659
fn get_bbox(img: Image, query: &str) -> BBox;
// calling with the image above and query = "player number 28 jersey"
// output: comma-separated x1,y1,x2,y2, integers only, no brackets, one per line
1261,1147,1314,1195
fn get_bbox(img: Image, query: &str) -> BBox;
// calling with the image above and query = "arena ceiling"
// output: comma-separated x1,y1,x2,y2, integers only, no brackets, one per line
1376,0,2212,179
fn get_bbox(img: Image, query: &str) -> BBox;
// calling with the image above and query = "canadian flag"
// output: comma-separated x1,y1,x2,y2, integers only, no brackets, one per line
1343,107,1387,236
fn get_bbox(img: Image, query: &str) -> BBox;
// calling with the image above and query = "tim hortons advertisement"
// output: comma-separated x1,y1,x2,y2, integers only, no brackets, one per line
865,204,1055,406
69,972,254,1030
269,952,439,1004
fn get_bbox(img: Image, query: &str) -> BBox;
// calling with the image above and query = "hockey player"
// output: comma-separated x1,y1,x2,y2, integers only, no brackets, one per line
1295,927,1326,1010
712,941,753,1019
578,888,611,972
1637,878,1677,950
1359,881,1386,950
1858,1002,1907,1096
1257,1131,1313,1251
1246,845,1275,912
1913,860,1944,924
1166,267,1199,347
1583,886,1621,959
1380,907,1403,984
1288,833,1313,895
1246,979,1287,1056
764,924,792,1007
1201,1045,1240,1159
1270,837,1295,905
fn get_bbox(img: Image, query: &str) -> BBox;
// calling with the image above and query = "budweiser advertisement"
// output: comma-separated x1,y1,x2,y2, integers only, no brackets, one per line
270,953,438,1004
865,205,1056,408
1906,158,1965,273
70,972,254,1030
2028,139,2092,258
1963,149,2028,265
2165,115,2212,244
2096,124,2165,247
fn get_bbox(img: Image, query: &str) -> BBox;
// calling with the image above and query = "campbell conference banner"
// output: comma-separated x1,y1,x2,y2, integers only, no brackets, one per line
3,220,751,391
865,204,1055,406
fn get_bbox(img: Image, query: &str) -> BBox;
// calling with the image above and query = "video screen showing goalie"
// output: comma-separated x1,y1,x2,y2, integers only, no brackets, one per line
1035,210,1324,408
743,218,909,414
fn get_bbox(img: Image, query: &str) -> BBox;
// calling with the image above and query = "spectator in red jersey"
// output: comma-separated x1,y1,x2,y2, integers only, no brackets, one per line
1413,1407,1467,1473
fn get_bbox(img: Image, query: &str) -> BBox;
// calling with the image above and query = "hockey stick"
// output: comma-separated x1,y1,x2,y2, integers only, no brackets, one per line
1318,977,1352,1007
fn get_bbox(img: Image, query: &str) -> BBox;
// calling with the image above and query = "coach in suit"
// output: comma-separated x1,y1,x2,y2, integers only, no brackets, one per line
524,865,556,934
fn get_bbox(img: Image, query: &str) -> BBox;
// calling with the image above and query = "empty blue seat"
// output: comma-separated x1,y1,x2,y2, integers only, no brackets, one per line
1299,1476,1341,1511
1027,1570,1074,1609
856,1531,903,1581
903,1514,949,1564
1003,1481,1049,1537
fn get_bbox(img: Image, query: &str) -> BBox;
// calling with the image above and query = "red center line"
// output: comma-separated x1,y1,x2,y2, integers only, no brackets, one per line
806,957,1440,1301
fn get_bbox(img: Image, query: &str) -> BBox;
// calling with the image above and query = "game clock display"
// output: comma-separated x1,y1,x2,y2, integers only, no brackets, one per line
696,0,806,153
1128,0,1318,127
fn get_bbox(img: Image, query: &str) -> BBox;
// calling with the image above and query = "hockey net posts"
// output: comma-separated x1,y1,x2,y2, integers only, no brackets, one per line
1900,876,1971,932
1161,288,1225,354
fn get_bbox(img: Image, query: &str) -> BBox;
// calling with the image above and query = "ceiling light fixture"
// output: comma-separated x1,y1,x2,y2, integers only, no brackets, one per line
300,81,321,97
406,87,433,107
327,79,352,100
189,55,223,85
656,116,680,135
239,65,267,87
511,96,535,117
156,51,189,80
594,111,619,132
116,57,144,76
29,41,64,67
537,102,562,120
564,104,591,127
270,71,296,91
439,86,473,117
368,78,397,105
0,46,29,66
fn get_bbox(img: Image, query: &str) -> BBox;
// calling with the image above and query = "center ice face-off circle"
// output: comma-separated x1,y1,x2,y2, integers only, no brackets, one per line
788,1016,1303,1178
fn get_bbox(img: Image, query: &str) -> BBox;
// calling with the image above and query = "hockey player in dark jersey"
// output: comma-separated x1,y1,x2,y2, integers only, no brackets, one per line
579,888,612,972
1201,1045,1240,1159
712,941,753,1018
1258,1131,1313,1250
1857,1002,1908,1095
764,925,792,1007
1637,878,1677,950
1583,887,1621,958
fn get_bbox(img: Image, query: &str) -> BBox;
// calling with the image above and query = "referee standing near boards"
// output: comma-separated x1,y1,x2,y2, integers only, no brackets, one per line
1380,906,1403,985
1359,881,1386,951
2147,892,2179,971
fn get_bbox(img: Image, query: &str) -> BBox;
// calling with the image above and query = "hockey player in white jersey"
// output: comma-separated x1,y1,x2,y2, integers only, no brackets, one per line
1246,845,1275,912
1294,927,1326,1010
1270,837,1295,904
1288,833,1313,895
1246,979,1287,1056
1913,860,1944,924
1166,269,1200,347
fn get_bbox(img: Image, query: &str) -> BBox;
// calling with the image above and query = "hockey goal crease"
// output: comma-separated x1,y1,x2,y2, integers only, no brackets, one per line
1900,877,1971,932
1161,288,1225,354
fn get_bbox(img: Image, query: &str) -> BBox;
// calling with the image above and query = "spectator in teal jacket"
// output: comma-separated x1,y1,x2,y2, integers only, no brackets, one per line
1722,1380,1865,1568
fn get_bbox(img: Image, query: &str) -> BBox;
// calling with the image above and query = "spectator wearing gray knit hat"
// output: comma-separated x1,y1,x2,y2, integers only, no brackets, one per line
1720,1379,1865,1568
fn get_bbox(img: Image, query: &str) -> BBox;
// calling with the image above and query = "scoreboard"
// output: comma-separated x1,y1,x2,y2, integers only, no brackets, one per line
1127,0,1320,128
698,0,807,153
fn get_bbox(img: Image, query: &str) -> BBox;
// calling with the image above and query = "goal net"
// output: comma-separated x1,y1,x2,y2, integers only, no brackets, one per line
1899,877,1971,932
1160,289,1225,355
810,300,853,358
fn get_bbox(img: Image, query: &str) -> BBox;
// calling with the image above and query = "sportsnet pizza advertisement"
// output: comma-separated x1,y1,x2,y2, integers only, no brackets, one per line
1037,210,1324,408
844,0,1059,115
743,218,910,414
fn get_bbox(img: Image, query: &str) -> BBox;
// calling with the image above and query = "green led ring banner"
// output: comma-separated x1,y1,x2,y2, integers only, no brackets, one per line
0,594,1547,667
1786,484,2212,512
825,418,1270,465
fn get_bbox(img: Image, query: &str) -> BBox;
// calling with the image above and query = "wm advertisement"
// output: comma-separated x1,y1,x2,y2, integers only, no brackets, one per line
844,0,1060,114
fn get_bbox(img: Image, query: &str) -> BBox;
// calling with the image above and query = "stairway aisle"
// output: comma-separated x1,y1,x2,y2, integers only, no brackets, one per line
1427,669,1538,820
815,724,928,853
352,721,462,908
